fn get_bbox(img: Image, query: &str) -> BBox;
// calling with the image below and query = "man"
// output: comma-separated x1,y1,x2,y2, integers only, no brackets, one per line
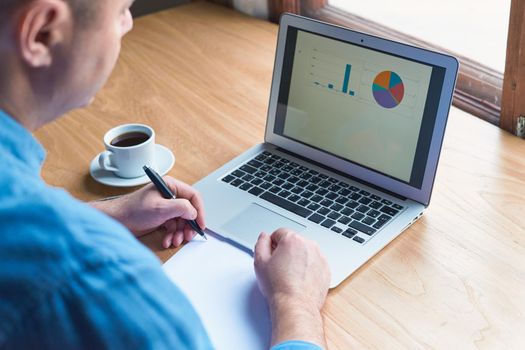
0,0,331,349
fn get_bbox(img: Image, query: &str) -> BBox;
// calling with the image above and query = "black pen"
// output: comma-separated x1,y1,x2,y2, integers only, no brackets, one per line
143,165,207,240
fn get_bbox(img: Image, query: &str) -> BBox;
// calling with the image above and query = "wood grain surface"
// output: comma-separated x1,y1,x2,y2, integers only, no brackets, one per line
34,2,525,349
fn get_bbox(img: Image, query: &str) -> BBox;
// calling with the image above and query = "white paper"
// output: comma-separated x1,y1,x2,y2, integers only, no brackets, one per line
163,233,271,350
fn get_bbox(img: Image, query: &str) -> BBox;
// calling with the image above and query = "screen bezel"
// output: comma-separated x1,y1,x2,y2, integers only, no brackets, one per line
264,14,459,206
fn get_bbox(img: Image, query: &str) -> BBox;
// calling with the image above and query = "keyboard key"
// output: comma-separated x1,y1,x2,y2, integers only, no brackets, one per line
288,194,301,202
331,227,343,233
349,221,376,235
278,172,291,180
351,212,365,220
248,187,264,196
288,176,300,184
300,173,312,180
240,183,253,191
251,178,263,185
359,190,370,196
317,207,330,215
378,214,391,221
330,203,343,211
282,182,294,190
349,186,359,191
291,186,303,194
248,159,263,168
278,190,291,198
338,216,351,225
242,174,254,181
232,170,244,177
326,192,338,200
370,194,381,200
269,186,280,193
373,220,387,229
302,191,314,199
298,180,309,187
263,174,275,182
381,199,393,205
328,184,341,192
273,179,285,186
260,192,313,218
321,219,336,228
353,236,365,244
380,206,399,216
358,197,372,205
346,201,359,209
367,210,380,218
269,169,281,176
299,166,309,172
350,193,361,200
362,217,375,225
319,180,331,188
307,203,321,211
308,213,324,224
297,199,310,207
310,176,322,184
222,175,234,183
328,177,338,183
231,179,243,187
341,208,354,216
369,201,382,209
393,203,404,210
343,228,357,238
320,199,333,207
316,188,328,196
335,196,349,205
319,174,328,179
306,184,319,192
311,195,323,203
240,165,257,174
339,182,349,188
356,205,370,213
328,211,341,220
260,181,272,189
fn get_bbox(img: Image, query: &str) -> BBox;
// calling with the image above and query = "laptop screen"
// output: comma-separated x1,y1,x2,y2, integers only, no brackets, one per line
273,27,447,189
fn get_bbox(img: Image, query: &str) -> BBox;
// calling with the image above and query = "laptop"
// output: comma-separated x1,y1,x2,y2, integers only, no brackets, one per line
194,14,458,288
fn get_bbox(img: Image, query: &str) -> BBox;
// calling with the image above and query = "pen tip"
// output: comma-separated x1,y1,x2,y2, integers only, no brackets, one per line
204,235,208,240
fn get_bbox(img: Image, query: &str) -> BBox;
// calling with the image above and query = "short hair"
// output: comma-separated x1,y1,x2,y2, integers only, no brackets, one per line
0,0,96,24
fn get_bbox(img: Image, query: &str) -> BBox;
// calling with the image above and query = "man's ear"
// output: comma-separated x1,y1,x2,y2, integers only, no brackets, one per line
17,0,71,68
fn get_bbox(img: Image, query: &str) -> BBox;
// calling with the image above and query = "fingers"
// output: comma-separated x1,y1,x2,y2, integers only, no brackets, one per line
163,176,206,229
159,198,198,221
254,232,272,264
270,227,295,246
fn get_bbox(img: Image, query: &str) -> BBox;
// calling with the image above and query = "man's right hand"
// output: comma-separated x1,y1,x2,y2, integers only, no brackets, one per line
254,228,330,348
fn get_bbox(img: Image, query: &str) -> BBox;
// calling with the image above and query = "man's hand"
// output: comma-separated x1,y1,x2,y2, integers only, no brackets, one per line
91,176,205,248
254,228,330,348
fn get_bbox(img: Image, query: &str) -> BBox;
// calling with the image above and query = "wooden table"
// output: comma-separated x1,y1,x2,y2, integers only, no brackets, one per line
35,2,525,348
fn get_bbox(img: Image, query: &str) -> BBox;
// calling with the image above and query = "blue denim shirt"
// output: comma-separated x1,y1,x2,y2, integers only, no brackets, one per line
0,110,321,350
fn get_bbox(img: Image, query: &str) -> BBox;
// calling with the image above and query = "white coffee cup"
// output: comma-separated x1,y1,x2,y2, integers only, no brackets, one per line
98,124,157,178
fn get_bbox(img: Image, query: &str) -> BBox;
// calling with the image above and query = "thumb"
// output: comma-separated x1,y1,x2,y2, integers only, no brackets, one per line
254,232,272,264
159,199,197,221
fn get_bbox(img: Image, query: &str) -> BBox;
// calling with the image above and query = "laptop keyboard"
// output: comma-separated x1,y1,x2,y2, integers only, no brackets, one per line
220,151,404,244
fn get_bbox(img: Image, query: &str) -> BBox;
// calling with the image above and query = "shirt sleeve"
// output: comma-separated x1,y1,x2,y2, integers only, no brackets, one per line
271,340,324,350
4,256,214,350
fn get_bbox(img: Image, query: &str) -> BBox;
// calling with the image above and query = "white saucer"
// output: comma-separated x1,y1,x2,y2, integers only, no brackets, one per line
89,144,175,187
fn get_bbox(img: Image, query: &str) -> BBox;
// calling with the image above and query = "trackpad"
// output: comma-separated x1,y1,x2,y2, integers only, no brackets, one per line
221,203,306,250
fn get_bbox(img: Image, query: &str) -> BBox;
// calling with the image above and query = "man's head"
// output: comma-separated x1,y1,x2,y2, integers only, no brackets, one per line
0,0,135,130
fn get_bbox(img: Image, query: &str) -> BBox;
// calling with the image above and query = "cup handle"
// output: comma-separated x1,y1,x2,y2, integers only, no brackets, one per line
98,151,119,172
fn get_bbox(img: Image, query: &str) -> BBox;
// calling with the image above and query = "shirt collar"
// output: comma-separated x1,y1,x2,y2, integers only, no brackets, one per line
0,109,46,173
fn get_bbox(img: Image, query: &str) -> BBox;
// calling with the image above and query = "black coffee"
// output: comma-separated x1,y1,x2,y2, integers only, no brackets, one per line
110,131,150,147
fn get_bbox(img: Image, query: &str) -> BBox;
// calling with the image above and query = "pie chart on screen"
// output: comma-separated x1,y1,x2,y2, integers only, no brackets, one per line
372,71,404,108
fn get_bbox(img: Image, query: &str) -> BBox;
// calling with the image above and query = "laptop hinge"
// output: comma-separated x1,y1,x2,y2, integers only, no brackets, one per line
275,146,408,201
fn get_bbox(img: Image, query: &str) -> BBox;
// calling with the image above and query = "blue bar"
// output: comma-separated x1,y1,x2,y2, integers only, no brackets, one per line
342,64,351,93
328,84,334,89
349,91,355,96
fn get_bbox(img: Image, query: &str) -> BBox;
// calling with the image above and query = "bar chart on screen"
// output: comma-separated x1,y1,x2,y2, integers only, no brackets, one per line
308,48,362,98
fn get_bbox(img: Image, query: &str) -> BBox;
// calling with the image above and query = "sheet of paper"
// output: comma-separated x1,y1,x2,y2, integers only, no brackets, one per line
163,233,271,350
